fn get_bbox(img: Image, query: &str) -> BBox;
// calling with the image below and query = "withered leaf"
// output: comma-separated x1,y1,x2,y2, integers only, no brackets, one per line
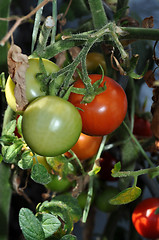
142,16,154,28
7,44,29,111
144,70,155,88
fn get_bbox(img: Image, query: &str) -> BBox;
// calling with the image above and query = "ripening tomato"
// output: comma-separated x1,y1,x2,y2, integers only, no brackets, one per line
65,133,102,161
98,151,118,181
86,52,107,74
132,198,159,239
68,74,127,136
22,96,82,157
133,115,152,137
5,58,63,112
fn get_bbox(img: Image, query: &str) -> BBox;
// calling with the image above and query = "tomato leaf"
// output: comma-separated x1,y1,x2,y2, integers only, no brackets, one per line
3,140,23,163
37,213,61,238
0,154,3,163
18,150,33,169
111,161,121,177
0,135,17,145
19,208,45,240
16,115,23,137
46,155,71,178
109,186,142,205
0,72,6,91
37,199,73,234
2,119,16,136
31,163,51,184
53,194,82,223
60,235,77,240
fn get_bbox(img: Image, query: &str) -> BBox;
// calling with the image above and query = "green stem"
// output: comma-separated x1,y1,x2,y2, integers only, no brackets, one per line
51,0,57,44
113,165,159,178
88,0,108,28
121,27,159,41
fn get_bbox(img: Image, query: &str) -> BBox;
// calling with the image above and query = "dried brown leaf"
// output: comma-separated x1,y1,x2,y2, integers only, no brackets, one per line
7,44,29,111
142,16,154,28
144,70,155,88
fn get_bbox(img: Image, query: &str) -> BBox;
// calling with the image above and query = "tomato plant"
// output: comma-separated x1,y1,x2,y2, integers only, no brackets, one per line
133,115,152,138
22,95,82,157
65,133,102,161
5,58,63,112
98,151,118,181
132,198,159,239
68,74,127,136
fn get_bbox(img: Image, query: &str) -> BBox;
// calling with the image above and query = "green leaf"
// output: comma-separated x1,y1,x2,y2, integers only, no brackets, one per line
3,140,23,163
37,200,73,234
2,120,16,136
53,194,82,223
109,186,142,205
46,155,71,177
31,163,51,184
19,208,45,240
0,135,17,145
60,234,77,240
37,213,61,238
18,150,33,169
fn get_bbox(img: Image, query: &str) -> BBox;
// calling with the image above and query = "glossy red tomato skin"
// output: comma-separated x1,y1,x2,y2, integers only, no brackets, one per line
65,133,102,161
133,115,152,137
98,151,118,181
132,198,159,239
68,74,127,136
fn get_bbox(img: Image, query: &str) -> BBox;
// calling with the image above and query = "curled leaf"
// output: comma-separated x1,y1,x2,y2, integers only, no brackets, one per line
7,44,29,111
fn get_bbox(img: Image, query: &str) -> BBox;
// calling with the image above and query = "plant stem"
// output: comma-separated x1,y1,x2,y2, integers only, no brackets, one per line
121,27,159,41
88,0,108,29
51,0,57,44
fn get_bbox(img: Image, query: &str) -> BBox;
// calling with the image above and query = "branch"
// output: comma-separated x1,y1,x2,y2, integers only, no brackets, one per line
0,0,52,46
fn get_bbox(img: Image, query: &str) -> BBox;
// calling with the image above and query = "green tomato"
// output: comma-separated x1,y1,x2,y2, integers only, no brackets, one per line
22,95,82,157
5,58,63,112
95,185,119,212
45,175,73,193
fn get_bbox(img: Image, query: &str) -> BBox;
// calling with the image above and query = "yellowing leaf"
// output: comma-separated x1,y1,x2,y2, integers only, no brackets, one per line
109,186,141,205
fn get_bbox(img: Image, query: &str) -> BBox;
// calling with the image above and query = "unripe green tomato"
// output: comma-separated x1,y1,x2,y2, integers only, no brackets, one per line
77,191,95,209
95,185,119,212
45,175,73,193
5,58,63,112
22,96,82,157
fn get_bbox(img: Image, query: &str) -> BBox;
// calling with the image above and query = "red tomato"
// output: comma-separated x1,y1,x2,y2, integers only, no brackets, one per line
65,133,102,161
98,151,118,181
133,115,152,137
68,74,127,136
132,198,159,239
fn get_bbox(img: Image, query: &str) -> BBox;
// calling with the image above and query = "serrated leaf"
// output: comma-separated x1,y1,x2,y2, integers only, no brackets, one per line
19,208,45,240
37,213,61,238
53,194,82,223
109,186,141,205
2,119,16,135
60,234,77,240
18,151,33,169
46,155,71,177
37,200,73,234
3,140,23,163
31,163,51,184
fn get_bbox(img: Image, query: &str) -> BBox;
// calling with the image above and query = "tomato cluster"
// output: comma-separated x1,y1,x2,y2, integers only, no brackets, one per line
5,58,127,159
